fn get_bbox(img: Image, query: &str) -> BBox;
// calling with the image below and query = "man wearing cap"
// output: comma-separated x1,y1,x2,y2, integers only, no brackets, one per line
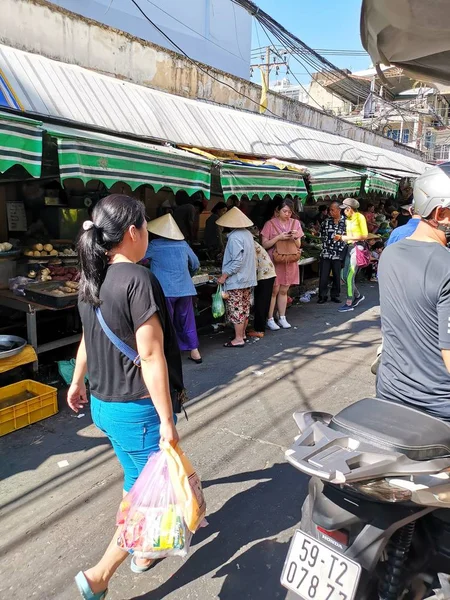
386,203,420,246
334,198,369,312
377,164,450,418
216,208,257,348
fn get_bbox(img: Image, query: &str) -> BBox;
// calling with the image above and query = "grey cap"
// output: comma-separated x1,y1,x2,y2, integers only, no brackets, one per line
340,198,360,210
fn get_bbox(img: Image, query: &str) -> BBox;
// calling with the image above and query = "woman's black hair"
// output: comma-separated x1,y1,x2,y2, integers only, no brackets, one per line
77,193,145,307
212,201,227,214
273,197,297,218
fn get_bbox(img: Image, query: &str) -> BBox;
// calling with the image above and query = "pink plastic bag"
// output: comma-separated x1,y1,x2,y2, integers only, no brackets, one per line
116,450,192,559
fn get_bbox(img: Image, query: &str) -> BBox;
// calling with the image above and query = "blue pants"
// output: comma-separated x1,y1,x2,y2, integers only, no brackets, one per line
91,396,162,492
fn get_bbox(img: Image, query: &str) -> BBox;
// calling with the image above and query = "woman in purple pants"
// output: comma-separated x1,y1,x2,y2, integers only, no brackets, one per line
146,214,202,364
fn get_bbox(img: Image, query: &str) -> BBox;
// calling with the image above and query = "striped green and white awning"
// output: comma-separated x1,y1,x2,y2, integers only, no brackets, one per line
0,111,43,177
220,163,308,200
307,164,362,200
48,127,212,197
364,170,400,197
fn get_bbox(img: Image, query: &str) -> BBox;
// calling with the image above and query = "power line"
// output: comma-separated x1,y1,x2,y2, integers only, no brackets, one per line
255,23,331,112
252,46,368,57
142,0,247,62
128,0,280,118
232,0,371,101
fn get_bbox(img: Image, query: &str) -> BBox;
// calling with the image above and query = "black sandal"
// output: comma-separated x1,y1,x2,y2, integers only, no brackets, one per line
188,356,203,364
223,341,245,348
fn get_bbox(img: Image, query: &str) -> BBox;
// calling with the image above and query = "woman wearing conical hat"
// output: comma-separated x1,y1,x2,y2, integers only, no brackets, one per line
216,207,257,348
146,214,202,364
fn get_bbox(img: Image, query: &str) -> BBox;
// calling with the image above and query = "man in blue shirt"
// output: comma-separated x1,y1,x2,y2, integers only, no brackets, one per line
386,203,420,246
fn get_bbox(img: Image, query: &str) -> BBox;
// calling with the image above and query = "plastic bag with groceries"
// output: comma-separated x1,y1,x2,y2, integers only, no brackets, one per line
116,442,206,559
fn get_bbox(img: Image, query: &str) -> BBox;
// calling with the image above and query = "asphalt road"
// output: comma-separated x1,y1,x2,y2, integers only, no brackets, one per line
0,283,381,600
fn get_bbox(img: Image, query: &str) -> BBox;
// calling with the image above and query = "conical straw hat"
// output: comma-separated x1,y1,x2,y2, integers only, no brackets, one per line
216,207,254,229
366,232,381,240
147,214,184,240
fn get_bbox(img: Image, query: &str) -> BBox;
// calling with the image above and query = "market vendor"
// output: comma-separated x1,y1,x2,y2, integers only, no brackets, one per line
146,214,202,364
203,202,227,257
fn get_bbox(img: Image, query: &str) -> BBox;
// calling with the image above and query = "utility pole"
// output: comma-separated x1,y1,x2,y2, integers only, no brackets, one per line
251,45,289,85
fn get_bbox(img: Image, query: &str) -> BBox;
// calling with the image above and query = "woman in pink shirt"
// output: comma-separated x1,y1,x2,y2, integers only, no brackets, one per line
261,199,304,330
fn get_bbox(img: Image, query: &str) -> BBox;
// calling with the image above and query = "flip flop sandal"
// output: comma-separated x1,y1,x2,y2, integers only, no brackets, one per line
75,572,107,600
223,341,245,348
130,556,156,573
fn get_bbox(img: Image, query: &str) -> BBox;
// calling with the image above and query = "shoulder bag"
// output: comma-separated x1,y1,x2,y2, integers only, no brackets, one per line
354,243,372,268
95,307,187,415
271,219,301,264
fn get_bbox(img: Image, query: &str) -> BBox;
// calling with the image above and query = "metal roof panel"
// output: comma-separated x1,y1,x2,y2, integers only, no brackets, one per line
0,43,427,175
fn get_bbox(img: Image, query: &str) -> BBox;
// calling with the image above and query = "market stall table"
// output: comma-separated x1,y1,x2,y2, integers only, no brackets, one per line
0,291,81,373
298,257,317,285
0,345,37,374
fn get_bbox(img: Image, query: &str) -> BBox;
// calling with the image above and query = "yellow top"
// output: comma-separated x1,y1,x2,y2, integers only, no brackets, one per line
345,212,368,242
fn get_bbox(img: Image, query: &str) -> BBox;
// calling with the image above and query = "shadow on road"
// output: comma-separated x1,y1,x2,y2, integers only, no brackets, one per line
214,539,290,599
128,463,309,600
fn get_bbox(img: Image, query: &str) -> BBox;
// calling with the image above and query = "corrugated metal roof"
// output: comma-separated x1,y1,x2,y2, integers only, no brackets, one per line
0,43,428,175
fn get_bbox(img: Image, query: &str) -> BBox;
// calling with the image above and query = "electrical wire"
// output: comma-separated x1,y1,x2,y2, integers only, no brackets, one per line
254,16,448,150
231,1,247,61
232,0,371,101
256,20,365,114
128,0,281,117
251,45,368,57
142,0,247,62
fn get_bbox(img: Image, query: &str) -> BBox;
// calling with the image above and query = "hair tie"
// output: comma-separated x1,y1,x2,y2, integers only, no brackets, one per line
83,220,95,231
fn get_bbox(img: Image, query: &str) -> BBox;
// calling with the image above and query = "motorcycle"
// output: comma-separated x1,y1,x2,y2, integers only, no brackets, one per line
280,397,450,600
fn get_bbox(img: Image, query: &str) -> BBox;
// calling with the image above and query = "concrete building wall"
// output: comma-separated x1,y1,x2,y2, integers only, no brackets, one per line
46,0,252,80
307,81,353,117
0,0,423,159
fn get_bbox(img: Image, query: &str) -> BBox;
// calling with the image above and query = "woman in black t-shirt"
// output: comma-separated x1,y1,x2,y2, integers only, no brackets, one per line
68,194,181,599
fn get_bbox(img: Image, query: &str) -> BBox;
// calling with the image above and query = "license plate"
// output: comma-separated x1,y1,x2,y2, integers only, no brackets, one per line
281,530,361,600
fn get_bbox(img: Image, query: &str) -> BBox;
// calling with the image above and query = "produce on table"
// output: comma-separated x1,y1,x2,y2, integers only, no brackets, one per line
48,265,80,282
26,265,80,283
50,281,79,296
0,242,13,252
23,244,76,257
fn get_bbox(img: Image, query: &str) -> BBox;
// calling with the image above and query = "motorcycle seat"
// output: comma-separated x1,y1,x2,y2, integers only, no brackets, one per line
330,398,450,461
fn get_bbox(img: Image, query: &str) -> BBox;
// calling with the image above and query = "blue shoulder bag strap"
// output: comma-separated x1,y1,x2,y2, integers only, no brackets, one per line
95,307,141,367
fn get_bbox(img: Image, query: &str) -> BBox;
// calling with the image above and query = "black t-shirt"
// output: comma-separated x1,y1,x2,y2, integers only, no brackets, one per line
377,239,450,419
78,263,184,402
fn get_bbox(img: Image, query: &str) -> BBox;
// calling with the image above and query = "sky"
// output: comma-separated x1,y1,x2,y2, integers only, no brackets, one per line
251,0,371,84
